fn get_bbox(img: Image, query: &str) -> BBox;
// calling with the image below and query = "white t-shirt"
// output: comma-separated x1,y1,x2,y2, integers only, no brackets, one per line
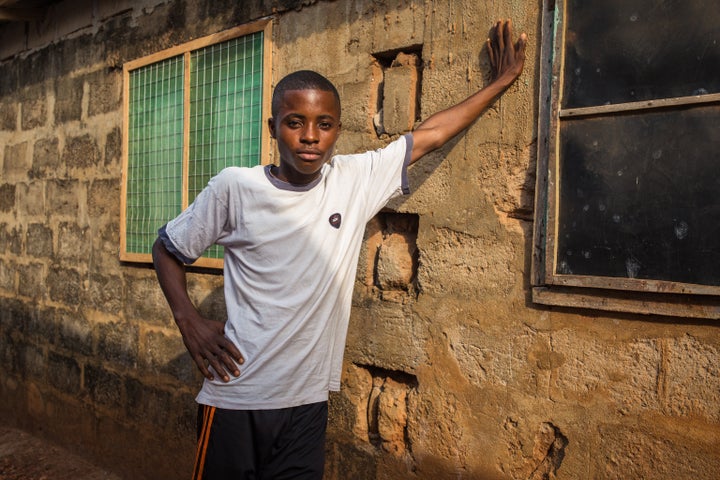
160,134,413,409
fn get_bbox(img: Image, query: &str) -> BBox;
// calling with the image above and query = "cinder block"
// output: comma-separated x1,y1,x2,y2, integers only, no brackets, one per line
140,328,187,376
86,273,123,315
47,266,82,305
550,331,661,413
56,310,94,357
88,178,120,218
46,179,80,216
25,307,59,346
84,363,124,408
124,377,174,425
54,76,83,124
0,184,16,212
0,223,23,255
3,142,30,178
0,259,16,292
17,262,46,300
377,377,408,456
88,222,121,273
21,343,47,379
124,273,175,327
32,136,60,178
25,223,53,258
17,182,45,216
87,69,122,117
104,127,121,167
339,363,373,440
664,335,720,422
47,351,82,394
58,222,91,261
20,86,47,130
595,423,720,478
337,78,377,135
376,232,416,290
360,216,383,287
62,134,100,169
97,321,139,368
372,212,418,291
0,334,22,374
0,298,30,333
0,100,17,131
381,53,420,135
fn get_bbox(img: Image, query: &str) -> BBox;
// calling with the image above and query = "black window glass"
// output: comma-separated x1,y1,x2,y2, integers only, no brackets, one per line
563,0,720,108
556,104,720,285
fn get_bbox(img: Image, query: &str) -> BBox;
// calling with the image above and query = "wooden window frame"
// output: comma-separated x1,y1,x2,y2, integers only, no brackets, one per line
531,0,720,319
120,19,273,269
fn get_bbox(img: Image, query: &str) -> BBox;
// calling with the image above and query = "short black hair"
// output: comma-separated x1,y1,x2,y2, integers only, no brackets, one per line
271,70,341,117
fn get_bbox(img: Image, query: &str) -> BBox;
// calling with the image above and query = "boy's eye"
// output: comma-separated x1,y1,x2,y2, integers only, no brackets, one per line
287,120,303,128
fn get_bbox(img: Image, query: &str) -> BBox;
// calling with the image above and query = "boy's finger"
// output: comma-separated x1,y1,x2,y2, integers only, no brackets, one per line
494,22,505,73
218,350,242,377
487,38,496,69
224,340,245,364
208,357,231,382
194,353,215,381
496,20,505,53
504,19,514,48
516,33,528,61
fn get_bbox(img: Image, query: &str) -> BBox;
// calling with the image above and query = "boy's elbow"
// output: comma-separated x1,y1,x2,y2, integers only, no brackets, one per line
411,128,448,161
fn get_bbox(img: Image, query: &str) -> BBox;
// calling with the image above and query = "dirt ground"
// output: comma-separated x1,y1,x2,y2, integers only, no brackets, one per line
0,427,121,480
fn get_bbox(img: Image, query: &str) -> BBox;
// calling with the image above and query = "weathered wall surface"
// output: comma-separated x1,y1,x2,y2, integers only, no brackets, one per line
0,0,718,479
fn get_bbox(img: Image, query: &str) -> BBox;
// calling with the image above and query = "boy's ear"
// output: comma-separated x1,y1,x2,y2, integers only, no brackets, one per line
267,117,276,138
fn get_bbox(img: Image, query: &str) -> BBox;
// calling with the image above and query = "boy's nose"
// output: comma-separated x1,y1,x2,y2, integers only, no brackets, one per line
301,125,319,143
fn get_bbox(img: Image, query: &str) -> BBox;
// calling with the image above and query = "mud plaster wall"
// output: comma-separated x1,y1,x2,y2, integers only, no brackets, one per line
0,0,718,479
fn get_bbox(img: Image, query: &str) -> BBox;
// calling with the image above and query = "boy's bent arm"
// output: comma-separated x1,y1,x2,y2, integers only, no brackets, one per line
410,19,527,164
152,238,243,382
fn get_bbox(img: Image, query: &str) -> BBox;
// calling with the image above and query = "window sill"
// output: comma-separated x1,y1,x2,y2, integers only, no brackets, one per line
532,286,720,320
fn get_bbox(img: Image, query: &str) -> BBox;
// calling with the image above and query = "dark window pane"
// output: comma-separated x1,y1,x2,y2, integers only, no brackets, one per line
557,105,720,285
563,0,720,108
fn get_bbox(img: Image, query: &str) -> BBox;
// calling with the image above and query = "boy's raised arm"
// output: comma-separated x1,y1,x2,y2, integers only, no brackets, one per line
410,19,527,164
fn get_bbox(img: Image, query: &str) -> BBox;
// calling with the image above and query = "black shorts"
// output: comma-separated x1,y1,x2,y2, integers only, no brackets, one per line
193,401,328,480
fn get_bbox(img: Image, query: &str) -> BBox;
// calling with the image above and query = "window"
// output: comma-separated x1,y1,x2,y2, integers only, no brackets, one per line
532,0,720,318
120,19,272,268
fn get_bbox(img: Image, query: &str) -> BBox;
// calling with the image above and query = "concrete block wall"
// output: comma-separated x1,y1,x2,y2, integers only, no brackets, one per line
0,0,718,479
0,53,203,478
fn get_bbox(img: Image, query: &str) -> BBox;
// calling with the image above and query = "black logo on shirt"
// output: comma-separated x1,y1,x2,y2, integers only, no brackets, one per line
329,213,342,229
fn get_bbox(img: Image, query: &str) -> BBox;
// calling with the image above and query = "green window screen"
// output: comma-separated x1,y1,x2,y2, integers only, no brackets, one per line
124,29,264,261
189,32,264,259
126,56,184,255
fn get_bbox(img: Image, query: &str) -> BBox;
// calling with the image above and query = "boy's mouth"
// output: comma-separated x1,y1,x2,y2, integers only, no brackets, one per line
297,150,322,161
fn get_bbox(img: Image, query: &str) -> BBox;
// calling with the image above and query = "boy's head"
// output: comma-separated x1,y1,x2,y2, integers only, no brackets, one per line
271,70,341,118
268,71,342,185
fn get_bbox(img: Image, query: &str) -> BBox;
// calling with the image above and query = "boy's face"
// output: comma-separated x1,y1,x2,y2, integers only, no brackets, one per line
268,88,341,184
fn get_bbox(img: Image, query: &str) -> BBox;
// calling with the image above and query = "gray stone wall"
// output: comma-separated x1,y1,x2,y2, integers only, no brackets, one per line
0,1,718,479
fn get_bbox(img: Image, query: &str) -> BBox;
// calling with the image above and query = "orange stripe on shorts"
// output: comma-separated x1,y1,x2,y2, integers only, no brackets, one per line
192,405,216,480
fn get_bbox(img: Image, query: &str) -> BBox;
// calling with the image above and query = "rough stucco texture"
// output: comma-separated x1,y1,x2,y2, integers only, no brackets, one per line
0,1,718,479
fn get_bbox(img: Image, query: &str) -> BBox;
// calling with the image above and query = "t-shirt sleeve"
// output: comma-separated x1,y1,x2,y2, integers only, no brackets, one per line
158,168,235,264
339,133,413,219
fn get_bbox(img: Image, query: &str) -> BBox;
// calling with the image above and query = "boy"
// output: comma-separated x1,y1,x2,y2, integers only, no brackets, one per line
153,19,526,480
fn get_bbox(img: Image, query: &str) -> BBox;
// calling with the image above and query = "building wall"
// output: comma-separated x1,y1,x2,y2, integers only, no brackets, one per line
0,0,718,479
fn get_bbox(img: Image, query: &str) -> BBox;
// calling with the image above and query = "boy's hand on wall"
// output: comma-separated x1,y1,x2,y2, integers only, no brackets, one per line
487,19,527,86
